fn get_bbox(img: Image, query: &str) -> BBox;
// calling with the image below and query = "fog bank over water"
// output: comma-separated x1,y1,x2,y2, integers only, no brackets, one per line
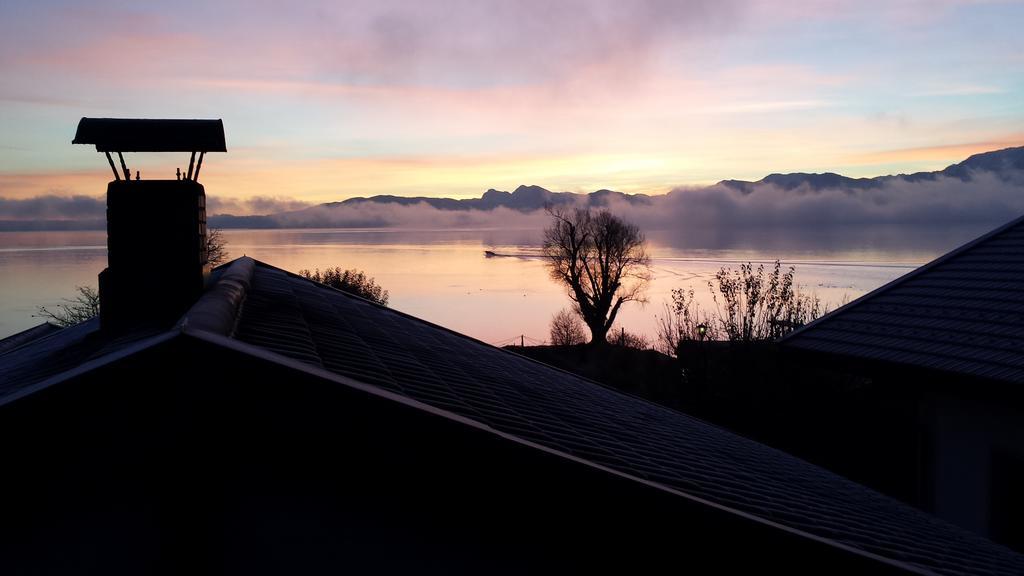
205,170,1024,252
3,146,1023,251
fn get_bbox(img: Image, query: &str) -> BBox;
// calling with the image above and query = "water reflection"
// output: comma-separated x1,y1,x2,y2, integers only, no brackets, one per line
0,225,965,343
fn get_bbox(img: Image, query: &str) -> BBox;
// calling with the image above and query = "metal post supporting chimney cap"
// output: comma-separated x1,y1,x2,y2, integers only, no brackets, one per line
72,117,226,182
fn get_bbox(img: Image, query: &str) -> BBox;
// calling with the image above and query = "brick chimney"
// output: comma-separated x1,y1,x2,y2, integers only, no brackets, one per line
98,180,210,330
73,118,226,331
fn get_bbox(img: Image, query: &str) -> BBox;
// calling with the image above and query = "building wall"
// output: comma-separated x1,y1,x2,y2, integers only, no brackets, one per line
928,388,1024,549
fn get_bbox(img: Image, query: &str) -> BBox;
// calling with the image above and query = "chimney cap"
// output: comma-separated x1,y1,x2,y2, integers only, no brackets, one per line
72,118,227,153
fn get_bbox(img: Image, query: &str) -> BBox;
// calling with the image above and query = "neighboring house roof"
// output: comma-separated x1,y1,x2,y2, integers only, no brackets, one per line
2,257,1023,575
782,214,1024,384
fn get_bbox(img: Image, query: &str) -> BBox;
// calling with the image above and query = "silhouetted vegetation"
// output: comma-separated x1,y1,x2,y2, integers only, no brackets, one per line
655,288,720,355
658,260,825,354
549,307,587,346
711,261,823,342
609,327,651,350
206,227,229,267
542,206,651,345
35,286,100,327
298,267,390,306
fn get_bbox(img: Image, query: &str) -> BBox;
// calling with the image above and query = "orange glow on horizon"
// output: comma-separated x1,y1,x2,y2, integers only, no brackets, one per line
3,136,1022,214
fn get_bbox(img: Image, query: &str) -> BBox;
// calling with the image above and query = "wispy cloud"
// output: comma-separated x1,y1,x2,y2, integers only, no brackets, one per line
1,0,1022,193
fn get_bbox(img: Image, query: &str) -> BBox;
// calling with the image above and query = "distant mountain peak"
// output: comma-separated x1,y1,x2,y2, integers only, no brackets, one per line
513,184,548,193
717,146,1024,193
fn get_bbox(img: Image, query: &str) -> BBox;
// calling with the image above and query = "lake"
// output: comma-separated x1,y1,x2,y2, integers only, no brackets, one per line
0,227,968,346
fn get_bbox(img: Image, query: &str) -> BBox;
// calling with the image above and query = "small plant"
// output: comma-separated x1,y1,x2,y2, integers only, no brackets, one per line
656,287,720,355
298,267,390,306
549,307,588,346
35,286,101,327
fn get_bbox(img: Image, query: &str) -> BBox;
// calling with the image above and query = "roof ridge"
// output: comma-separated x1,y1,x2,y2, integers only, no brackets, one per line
177,256,255,336
781,212,1024,344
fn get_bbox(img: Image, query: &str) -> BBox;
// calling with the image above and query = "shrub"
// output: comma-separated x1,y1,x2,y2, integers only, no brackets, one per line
609,327,650,350
710,261,823,342
655,287,720,355
658,260,826,353
298,267,389,306
549,307,588,346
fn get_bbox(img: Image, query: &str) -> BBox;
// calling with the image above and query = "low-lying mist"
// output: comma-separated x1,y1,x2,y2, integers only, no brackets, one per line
2,170,1022,251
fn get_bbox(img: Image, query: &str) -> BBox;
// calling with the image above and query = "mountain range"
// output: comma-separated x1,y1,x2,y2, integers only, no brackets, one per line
718,146,1024,194
328,185,653,212
238,145,1024,223
3,146,1021,231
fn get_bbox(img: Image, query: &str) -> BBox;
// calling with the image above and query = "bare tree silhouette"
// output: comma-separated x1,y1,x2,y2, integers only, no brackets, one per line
542,206,651,345
549,307,587,346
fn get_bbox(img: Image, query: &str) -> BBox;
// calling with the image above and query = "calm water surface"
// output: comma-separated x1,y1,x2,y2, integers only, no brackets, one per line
0,227,956,344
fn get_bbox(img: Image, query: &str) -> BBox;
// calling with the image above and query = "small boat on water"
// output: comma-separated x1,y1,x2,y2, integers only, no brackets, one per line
484,250,497,258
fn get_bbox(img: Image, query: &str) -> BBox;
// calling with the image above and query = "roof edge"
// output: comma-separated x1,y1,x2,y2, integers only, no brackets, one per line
780,212,1024,344
0,330,180,410
0,321,64,357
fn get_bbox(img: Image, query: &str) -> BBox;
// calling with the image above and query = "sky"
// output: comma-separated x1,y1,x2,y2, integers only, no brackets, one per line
1,0,1023,211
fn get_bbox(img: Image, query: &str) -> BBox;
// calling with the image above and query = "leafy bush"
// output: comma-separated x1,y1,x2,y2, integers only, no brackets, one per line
298,267,390,306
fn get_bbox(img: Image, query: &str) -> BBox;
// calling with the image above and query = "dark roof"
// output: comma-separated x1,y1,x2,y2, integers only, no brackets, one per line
72,118,227,152
3,257,1024,575
0,322,62,356
782,214,1024,383
0,318,170,404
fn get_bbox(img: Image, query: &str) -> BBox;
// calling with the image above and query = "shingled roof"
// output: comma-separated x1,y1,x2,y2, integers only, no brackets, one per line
3,257,1024,575
782,214,1024,383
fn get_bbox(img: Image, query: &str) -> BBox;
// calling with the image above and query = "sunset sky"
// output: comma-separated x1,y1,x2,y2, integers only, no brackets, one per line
2,0,1023,211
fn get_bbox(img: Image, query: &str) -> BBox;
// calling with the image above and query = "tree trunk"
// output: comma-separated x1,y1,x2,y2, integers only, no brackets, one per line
586,320,609,346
